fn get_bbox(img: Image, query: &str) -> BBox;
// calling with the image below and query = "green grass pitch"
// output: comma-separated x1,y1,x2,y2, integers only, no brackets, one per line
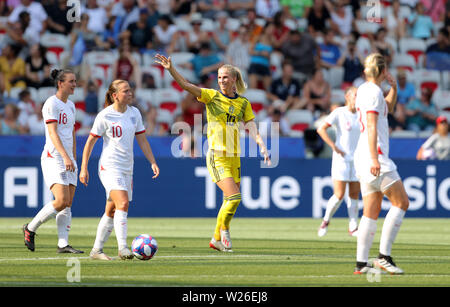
0,217,449,287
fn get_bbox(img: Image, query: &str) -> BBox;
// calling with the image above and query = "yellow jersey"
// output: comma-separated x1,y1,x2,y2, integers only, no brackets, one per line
197,88,255,154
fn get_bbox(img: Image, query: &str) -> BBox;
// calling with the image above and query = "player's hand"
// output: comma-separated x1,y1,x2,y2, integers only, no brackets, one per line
151,163,160,179
261,147,272,166
63,156,76,172
79,169,89,186
333,145,346,158
370,158,381,177
154,54,172,70
385,72,397,89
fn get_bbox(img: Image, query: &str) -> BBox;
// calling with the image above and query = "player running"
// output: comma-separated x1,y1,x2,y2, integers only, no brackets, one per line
155,54,271,252
316,86,360,237
23,69,83,254
79,80,160,260
353,53,409,275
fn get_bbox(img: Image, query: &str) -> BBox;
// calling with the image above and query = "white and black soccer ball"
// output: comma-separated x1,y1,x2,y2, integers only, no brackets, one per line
131,234,158,260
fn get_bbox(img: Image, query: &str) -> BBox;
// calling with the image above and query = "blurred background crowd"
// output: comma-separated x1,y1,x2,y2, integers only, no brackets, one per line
0,0,448,153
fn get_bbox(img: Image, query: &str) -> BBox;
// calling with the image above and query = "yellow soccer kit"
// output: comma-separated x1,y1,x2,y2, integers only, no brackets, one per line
198,88,255,183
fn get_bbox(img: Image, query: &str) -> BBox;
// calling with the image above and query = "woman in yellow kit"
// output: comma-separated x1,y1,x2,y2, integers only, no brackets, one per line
155,54,271,252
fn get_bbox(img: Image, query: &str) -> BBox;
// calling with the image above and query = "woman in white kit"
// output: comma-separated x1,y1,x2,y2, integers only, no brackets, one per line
353,53,409,275
79,79,160,260
23,69,83,254
316,86,360,237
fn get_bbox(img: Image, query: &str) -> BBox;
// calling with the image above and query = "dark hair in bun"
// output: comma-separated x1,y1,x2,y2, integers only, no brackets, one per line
51,69,74,89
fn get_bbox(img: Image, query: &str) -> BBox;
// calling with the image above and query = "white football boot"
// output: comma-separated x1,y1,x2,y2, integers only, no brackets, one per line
317,220,329,237
220,229,233,251
118,247,134,260
90,248,112,260
373,256,404,275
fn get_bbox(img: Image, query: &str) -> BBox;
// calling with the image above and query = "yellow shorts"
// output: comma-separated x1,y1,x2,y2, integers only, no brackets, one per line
206,150,241,183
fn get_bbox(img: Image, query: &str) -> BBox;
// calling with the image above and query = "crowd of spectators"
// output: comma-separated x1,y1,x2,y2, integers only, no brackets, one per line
0,0,449,156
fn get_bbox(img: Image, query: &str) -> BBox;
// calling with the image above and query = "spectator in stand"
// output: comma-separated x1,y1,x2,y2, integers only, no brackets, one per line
267,62,303,112
383,0,406,40
196,0,226,19
112,43,142,89
44,0,73,35
407,2,434,40
423,28,450,70
187,42,223,82
405,86,439,132
145,105,170,136
420,0,446,23
83,0,108,35
180,77,209,128
111,0,140,33
302,69,331,114
371,27,395,67
7,0,47,39
281,29,319,86
0,1,12,16
210,11,231,54
319,29,341,69
144,0,161,29
227,0,255,19
25,102,44,135
122,7,154,53
153,14,178,54
16,89,35,128
0,44,26,93
280,0,312,19
225,25,251,75
172,0,197,17
396,69,416,105
248,22,274,91
307,0,331,37
327,0,354,38
271,11,290,51
245,8,264,45
0,103,26,135
4,11,33,52
337,39,364,89
82,80,99,127
102,16,120,50
185,13,210,54
255,0,281,20
260,105,291,138
24,44,52,88
417,116,450,160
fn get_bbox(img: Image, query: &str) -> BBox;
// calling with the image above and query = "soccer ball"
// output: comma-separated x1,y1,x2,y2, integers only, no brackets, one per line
131,234,158,260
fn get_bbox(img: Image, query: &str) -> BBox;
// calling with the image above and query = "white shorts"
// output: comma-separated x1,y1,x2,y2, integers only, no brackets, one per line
331,159,358,182
99,168,133,202
360,170,401,197
41,156,78,188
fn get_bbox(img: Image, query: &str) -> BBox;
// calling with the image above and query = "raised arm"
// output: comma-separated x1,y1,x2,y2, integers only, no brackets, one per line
384,72,398,114
154,54,202,98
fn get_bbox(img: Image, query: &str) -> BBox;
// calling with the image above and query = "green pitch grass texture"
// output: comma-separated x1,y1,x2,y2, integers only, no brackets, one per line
0,218,449,287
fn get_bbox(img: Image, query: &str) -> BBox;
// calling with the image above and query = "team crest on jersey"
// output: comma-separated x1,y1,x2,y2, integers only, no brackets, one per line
130,117,136,124
228,106,235,114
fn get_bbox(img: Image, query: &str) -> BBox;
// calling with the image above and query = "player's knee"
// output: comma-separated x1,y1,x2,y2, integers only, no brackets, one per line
53,197,71,210
116,200,129,212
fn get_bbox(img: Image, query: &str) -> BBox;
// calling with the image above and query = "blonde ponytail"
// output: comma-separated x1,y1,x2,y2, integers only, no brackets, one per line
220,64,247,95
363,53,386,80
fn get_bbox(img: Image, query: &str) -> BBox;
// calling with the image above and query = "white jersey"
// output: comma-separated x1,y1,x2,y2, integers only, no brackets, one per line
90,105,145,175
325,106,360,162
354,82,396,183
41,95,76,164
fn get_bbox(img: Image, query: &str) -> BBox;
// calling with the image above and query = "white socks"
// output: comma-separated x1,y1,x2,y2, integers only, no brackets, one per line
347,198,359,231
93,214,114,250
323,195,343,222
28,201,58,232
114,210,128,250
379,206,406,256
357,215,377,263
357,206,406,263
56,207,71,248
